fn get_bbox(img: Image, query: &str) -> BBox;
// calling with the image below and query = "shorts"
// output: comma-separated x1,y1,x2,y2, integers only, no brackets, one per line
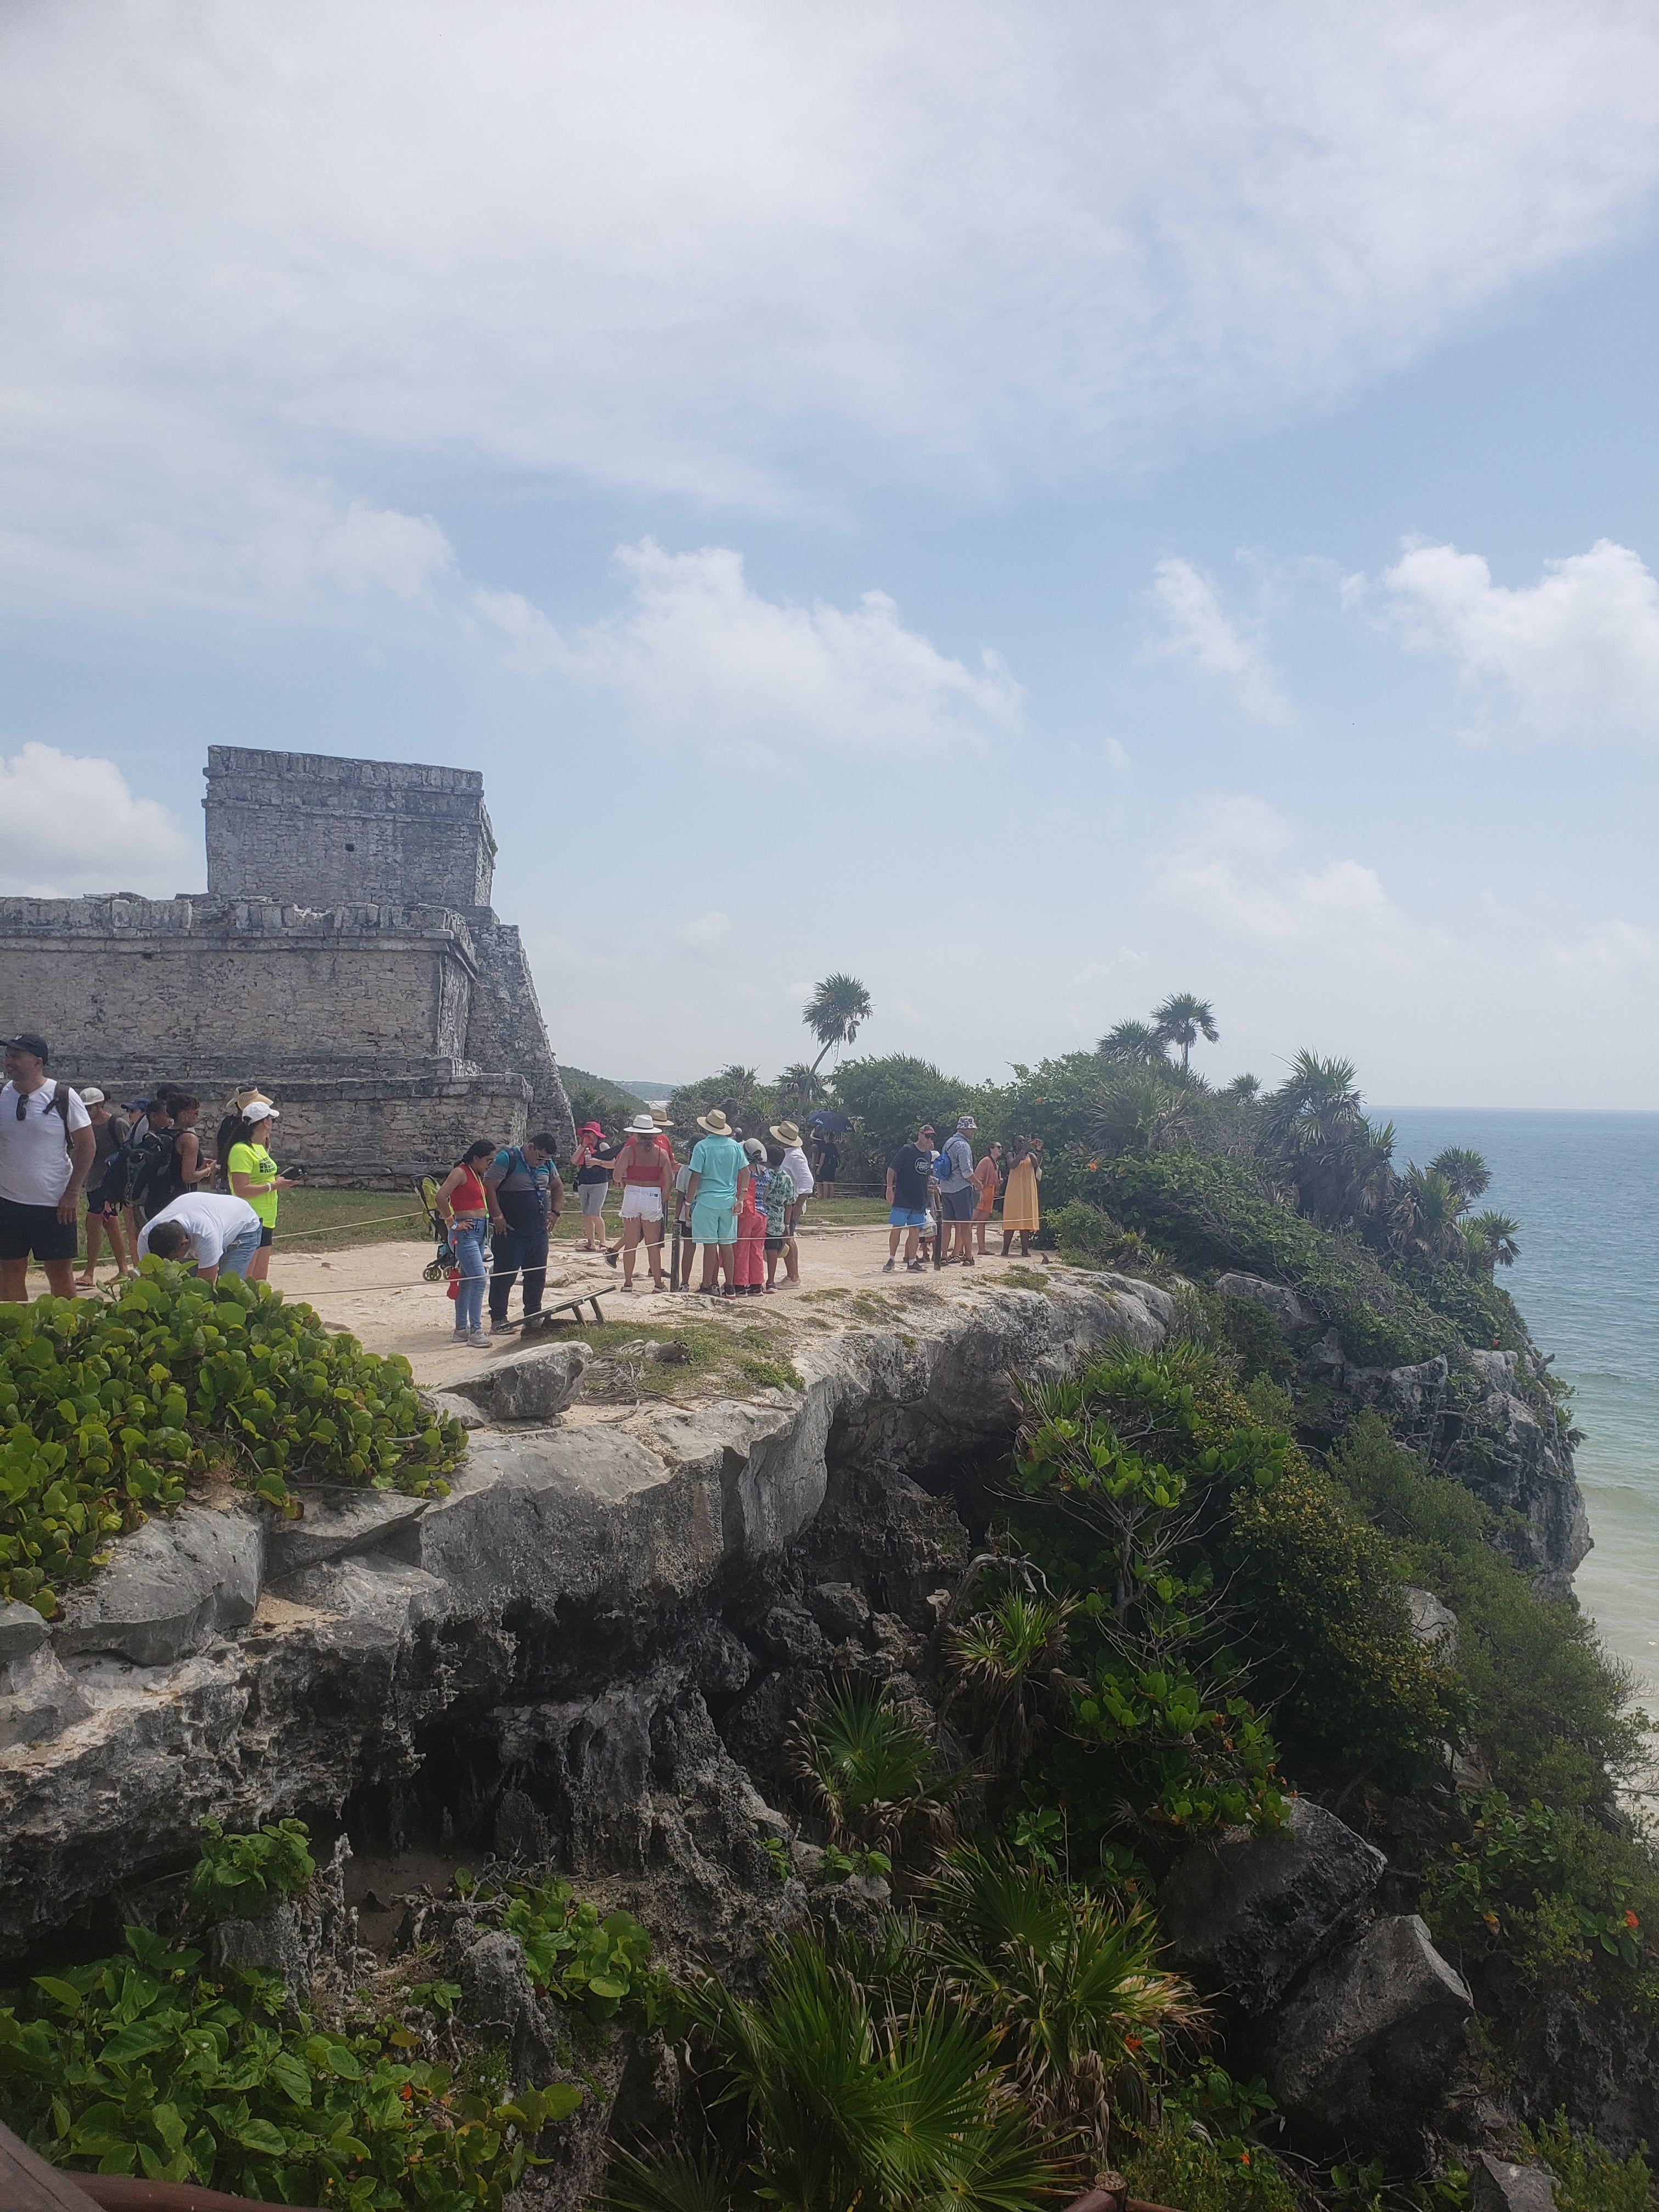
764,1234,785,1252
0,1196,79,1263
84,1185,116,1218
259,1225,274,1248
620,1186,663,1222
691,1199,737,1245
889,1206,927,1229
578,1182,608,1216
940,1186,974,1221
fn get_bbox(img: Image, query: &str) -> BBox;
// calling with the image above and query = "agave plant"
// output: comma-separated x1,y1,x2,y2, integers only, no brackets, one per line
788,1677,962,1857
947,1589,1077,1778
925,1847,1206,2159
602,1929,1062,2212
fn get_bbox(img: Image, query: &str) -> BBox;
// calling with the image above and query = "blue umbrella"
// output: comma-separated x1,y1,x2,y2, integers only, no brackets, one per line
808,1110,851,1133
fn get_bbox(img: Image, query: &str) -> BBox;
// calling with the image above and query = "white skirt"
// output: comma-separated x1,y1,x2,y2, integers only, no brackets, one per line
620,1186,663,1221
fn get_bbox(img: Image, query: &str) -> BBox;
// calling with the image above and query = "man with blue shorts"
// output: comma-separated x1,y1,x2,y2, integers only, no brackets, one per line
686,1108,749,1297
884,1122,935,1272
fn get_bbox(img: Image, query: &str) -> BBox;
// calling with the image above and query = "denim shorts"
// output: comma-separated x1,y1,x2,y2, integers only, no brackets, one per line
889,1206,927,1229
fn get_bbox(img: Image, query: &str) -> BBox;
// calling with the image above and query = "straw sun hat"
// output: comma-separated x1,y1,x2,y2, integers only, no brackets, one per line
769,1121,802,1146
697,1109,733,1136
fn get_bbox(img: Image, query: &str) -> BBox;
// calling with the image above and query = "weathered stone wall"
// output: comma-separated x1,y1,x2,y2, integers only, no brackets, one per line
464,917,574,1154
204,746,496,910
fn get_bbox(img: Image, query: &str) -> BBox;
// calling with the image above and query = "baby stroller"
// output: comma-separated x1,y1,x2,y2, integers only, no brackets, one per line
416,1175,456,1284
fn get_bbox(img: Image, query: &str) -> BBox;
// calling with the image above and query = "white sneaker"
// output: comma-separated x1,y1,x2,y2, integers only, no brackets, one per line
467,1329,492,1349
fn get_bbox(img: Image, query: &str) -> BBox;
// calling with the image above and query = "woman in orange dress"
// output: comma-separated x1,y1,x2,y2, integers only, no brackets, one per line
972,1140,1003,1256
1000,1136,1042,1257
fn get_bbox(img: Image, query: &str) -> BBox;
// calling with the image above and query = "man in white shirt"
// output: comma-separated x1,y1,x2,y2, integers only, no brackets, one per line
769,1120,815,1286
138,1192,263,1283
0,1032,96,1304
936,1114,979,1267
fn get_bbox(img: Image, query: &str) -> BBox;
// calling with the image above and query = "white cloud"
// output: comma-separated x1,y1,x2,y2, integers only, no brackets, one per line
1545,919,1656,975
0,744,195,896
3,1,1659,555
679,910,734,957
1148,557,1291,724
1380,538,1659,740
478,540,1022,753
1149,795,1409,949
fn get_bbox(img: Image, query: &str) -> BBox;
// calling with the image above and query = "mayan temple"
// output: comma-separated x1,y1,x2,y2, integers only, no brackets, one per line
0,745,572,1180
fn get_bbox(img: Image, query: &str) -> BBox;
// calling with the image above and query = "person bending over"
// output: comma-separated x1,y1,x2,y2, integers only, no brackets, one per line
139,1192,263,1283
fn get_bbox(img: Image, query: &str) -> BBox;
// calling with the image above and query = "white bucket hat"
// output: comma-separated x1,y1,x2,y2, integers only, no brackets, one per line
626,1113,658,1134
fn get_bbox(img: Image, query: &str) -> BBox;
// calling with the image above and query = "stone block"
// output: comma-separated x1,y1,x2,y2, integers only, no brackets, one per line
1158,1796,1386,2012
1472,2154,1558,2212
0,1602,49,1663
54,1503,264,1667
264,1486,431,1578
448,1341,591,1422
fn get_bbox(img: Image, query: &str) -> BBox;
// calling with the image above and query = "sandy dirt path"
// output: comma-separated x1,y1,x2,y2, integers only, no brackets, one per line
268,1222,1054,1389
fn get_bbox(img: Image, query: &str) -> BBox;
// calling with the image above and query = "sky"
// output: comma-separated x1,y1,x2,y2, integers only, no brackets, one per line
5,3,1659,1107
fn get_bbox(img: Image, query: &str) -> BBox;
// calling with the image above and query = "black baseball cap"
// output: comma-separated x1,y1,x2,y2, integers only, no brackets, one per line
3,1033,49,1063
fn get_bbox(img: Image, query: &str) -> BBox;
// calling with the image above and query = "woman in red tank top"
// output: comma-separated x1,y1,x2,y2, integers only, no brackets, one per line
437,1139,496,1345
614,1114,672,1291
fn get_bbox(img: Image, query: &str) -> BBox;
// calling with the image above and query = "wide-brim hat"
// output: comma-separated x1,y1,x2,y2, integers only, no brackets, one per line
229,1087,279,1121
650,1108,670,1127
697,1109,732,1136
626,1113,658,1134
770,1121,802,1146
578,1121,604,1136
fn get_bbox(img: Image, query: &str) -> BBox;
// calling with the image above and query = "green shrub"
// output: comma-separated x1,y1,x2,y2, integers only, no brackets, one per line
1123,2117,1297,2212
0,1924,578,2208
1051,1200,1173,1282
185,1818,315,1925
494,1875,674,2029
1520,2113,1652,2212
1328,1419,1646,1804
0,1271,466,1613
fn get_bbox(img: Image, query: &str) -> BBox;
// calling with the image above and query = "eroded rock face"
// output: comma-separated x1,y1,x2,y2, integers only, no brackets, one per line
1158,1797,1386,2015
0,1276,1161,1959
1266,1914,1474,2151
449,1341,592,1423
1215,1273,1306,1334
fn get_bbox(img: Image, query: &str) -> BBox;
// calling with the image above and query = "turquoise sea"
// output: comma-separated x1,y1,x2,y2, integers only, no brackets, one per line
1383,1110,1659,1710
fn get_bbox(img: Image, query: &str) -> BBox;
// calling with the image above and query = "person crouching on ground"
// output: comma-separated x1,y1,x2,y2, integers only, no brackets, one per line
219,1092,296,1283
770,1120,814,1286
138,1191,263,1283
485,1131,563,1330
884,1122,934,1273
76,1088,134,1285
0,1032,96,1305
613,1114,672,1291
572,1122,612,1250
436,1139,496,1347
687,1109,748,1297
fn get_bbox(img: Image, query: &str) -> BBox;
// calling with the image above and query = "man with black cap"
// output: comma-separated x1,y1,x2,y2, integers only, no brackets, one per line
0,1033,96,1304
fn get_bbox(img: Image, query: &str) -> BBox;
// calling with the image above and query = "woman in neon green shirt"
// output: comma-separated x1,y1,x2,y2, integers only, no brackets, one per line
219,1093,297,1284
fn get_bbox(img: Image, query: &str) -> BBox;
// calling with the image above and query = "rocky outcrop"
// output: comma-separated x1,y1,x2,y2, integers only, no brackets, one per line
1215,1273,1306,1334
0,1273,1170,1959
1159,1797,1386,2014
1265,1914,1474,2152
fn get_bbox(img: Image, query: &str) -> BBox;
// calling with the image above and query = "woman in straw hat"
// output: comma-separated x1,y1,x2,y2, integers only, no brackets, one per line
612,1113,673,1291
217,1090,298,1283
686,1108,750,1297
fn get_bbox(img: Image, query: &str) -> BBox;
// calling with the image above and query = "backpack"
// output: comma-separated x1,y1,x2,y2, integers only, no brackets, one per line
124,1122,179,1210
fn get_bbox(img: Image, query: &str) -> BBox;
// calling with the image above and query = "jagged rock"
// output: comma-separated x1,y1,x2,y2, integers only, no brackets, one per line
1266,1913,1474,2148
449,1342,592,1423
0,1603,49,1663
425,1389,490,1430
0,1645,92,1748
461,1928,561,2087
207,1832,352,2007
1215,1273,1306,1333
808,1582,870,1640
54,1503,263,1667
1472,2155,1558,2212
1158,1798,1387,2013
0,1277,1169,1957
1344,1356,1449,1446
265,1486,431,1577
1403,1585,1458,1660
1458,1354,1589,1596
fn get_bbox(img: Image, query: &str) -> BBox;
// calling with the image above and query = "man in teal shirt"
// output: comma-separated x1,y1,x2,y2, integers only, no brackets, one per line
686,1108,749,1297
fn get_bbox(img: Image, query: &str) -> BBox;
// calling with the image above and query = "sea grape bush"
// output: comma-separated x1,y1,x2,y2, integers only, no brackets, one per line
185,1818,316,1925
0,1266,466,1613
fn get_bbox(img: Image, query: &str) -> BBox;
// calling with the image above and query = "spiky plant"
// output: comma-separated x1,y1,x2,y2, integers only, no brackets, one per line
1097,1019,1170,1069
803,973,873,1077
947,1590,1077,1778
1428,1146,1492,1204
1150,992,1218,1073
788,1677,961,1858
1463,1208,1521,1272
926,1847,1207,2160
605,1929,1063,2212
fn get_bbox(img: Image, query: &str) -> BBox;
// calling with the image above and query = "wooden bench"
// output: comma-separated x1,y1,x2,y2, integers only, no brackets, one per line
512,1289,607,1329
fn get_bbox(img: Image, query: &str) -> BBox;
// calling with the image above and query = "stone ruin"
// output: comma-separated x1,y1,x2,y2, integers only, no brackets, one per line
0,744,573,1182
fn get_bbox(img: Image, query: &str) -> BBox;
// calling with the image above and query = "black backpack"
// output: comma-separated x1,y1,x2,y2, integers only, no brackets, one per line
123,1122,179,1210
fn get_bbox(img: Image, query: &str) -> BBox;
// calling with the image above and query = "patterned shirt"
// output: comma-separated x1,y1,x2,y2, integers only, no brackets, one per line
764,1167,794,1235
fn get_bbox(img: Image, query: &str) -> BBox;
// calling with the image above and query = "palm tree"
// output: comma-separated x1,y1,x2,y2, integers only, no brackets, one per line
1223,1073,1261,1103
1150,992,1218,1073
1463,1209,1521,1273
1261,1052,1395,1226
1096,1019,1169,1068
1387,1166,1466,1263
775,1062,823,1110
946,1590,1076,1778
803,973,873,1077
1429,1147,1492,1204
